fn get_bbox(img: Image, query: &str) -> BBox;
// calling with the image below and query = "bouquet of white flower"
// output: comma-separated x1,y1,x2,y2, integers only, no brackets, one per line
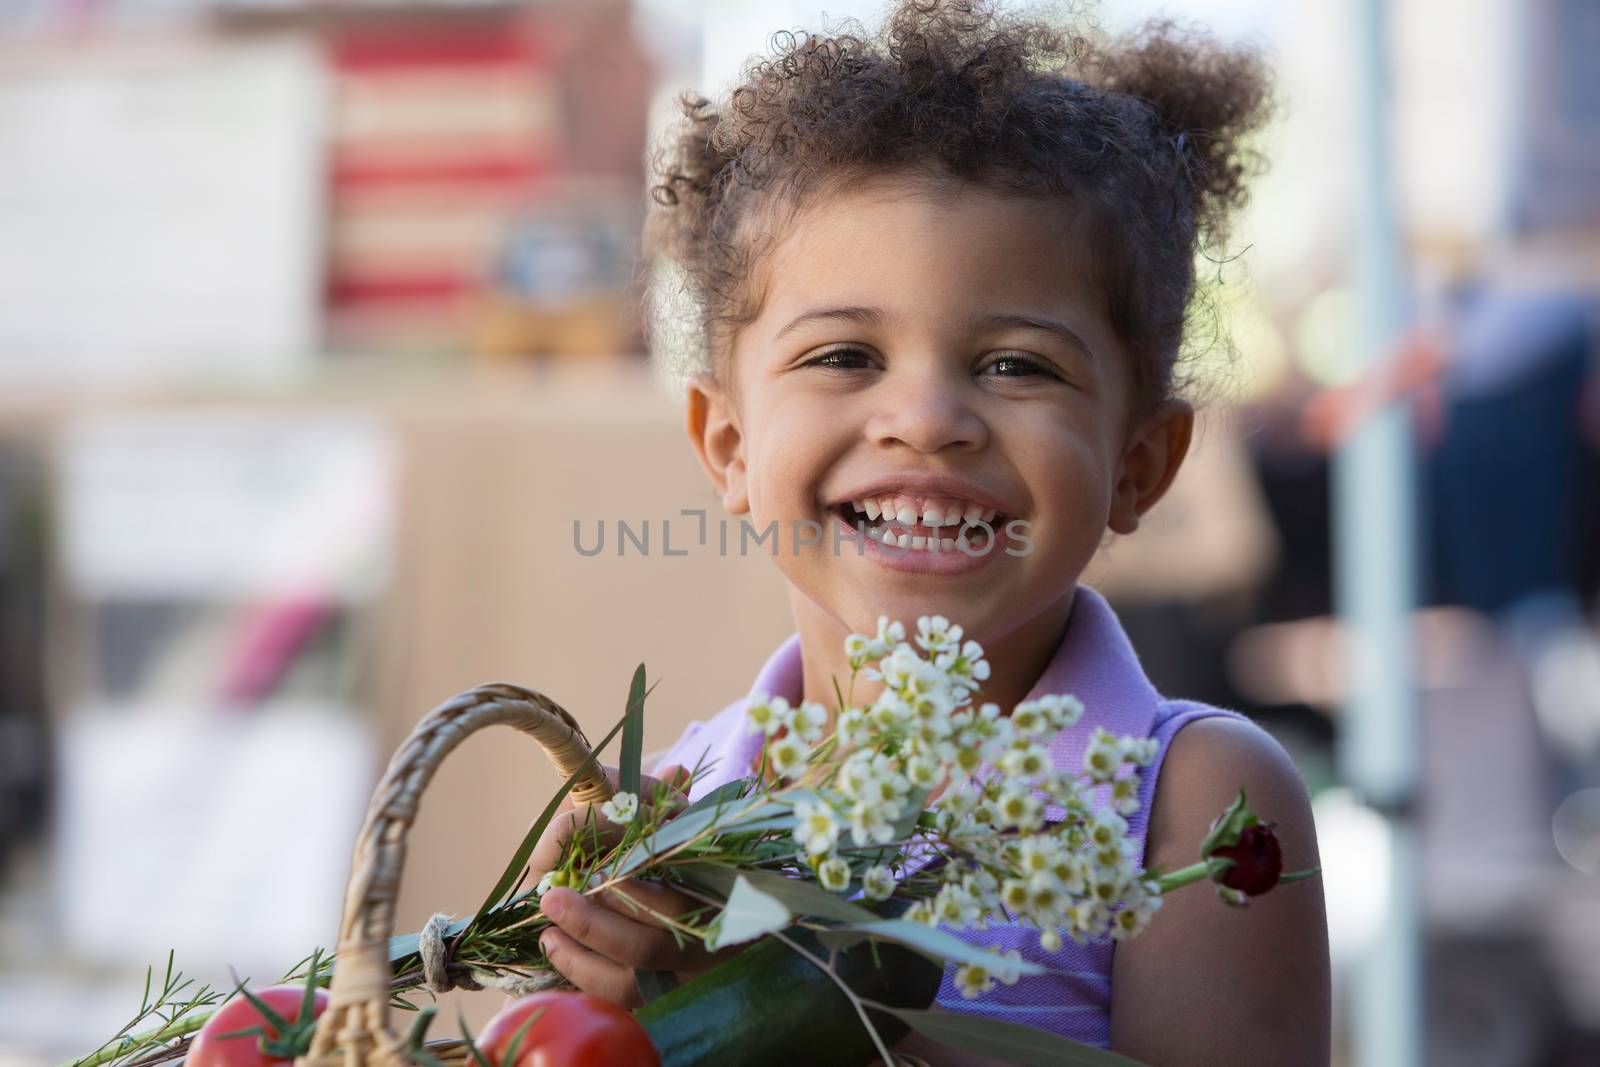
73,615,1313,1067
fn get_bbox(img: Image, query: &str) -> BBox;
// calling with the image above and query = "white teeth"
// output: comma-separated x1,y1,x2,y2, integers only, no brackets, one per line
894,505,917,525
963,504,983,524
980,507,997,523
940,537,956,551
864,500,881,520
921,506,944,527
911,535,927,549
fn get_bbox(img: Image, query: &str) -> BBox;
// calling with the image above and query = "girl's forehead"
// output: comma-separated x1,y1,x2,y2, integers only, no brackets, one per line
752,179,1097,320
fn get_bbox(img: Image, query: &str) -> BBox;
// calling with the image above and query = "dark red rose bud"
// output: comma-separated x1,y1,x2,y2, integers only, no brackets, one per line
1207,822,1283,896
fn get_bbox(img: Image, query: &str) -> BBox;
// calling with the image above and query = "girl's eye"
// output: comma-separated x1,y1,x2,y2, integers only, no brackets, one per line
982,354,1052,379
804,347,875,371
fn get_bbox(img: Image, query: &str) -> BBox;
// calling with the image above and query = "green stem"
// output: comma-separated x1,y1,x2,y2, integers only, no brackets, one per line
1153,860,1211,894
62,1015,208,1067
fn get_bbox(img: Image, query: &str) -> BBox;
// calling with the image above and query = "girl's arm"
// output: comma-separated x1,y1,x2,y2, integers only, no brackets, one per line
1110,717,1332,1066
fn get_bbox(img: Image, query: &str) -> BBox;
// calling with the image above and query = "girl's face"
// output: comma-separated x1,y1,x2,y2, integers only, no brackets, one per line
687,172,1190,648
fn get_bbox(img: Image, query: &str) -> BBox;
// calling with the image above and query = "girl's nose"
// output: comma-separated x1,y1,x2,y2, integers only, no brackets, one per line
864,366,989,454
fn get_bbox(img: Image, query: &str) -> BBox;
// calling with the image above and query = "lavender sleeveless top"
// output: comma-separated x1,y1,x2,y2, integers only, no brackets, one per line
648,585,1250,1048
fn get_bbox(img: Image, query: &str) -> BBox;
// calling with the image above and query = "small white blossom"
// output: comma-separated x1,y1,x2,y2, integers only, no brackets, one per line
1088,808,1129,849
767,734,811,779
843,632,871,664
934,884,982,926
793,799,841,857
954,964,994,999
1124,736,1160,767
1110,889,1163,940
789,700,830,744
868,615,906,658
1000,743,1051,779
599,791,638,825
952,745,984,776
1008,702,1049,739
817,856,852,892
836,706,872,747
745,693,793,737
1037,693,1085,730
1082,726,1123,783
905,754,942,790
1039,927,1063,952
914,615,963,654
862,865,897,902
1110,775,1142,816
995,786,1045,832
849,800,898,846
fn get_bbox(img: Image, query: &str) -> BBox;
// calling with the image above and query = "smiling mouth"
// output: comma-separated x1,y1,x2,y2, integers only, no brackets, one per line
828,499,1008,551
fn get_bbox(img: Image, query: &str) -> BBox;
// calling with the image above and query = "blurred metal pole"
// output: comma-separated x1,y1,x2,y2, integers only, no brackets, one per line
1337,1,1423,1066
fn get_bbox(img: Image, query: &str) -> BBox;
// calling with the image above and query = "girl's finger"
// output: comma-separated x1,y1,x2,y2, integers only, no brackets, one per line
538,925,642,1008
541,888,687,972
526,806,614,882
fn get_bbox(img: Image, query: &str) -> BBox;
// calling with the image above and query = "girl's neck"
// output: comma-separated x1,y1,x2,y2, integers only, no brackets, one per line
787,587,1078,716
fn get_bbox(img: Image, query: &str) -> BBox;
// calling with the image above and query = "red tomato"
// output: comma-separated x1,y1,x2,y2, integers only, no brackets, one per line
478,992,661,1067
188,984,330,1067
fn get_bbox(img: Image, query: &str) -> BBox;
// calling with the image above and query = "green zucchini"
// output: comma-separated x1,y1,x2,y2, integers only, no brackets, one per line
636,929,942,1067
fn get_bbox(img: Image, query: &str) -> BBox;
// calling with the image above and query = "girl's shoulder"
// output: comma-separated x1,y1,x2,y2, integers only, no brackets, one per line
1139,700,1314,874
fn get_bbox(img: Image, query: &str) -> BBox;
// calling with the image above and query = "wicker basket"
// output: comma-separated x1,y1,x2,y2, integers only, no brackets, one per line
296,682,614,1067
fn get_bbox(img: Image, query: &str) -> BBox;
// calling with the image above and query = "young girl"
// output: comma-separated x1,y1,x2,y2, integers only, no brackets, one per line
530,2,1330,1062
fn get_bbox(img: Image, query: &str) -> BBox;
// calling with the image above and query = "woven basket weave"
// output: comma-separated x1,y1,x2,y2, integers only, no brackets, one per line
296,682,613,1067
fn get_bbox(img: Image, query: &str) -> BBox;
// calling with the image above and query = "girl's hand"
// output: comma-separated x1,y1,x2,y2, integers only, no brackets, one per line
528,765,733,1007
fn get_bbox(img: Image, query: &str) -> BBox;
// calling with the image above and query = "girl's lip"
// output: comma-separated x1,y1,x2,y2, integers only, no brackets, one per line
829,512,1016,575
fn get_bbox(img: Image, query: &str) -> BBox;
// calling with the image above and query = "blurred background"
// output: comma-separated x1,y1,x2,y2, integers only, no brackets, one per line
0,0,1596,1063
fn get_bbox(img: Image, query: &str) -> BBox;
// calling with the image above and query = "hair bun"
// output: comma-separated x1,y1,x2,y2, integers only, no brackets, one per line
1091,19,1273,247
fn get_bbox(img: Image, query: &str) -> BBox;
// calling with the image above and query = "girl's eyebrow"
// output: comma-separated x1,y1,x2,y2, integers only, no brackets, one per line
774,304,886,340
979,312,1095,360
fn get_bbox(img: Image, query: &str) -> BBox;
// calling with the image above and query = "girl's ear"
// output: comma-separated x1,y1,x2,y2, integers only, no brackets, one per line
685,373,750,514
1109,400,1194,535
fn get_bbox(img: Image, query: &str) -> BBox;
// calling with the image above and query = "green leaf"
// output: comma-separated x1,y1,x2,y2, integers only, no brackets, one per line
832,920,1046,976
619,664,647,798
1198,788,1259,857
677,863,879,924
886,1008,1150,1067
1279,867,1322,885
704,874,792,952
460,678,659,941
404,1006,438,1053
610,798,795,879
455,1012,495,1067
676,776,758,817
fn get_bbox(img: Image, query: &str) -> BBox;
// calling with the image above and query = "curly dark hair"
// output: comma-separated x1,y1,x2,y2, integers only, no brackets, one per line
643,0,1272,411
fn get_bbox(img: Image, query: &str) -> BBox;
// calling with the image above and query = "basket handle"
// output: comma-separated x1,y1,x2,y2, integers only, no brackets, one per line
298,682,614,1067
